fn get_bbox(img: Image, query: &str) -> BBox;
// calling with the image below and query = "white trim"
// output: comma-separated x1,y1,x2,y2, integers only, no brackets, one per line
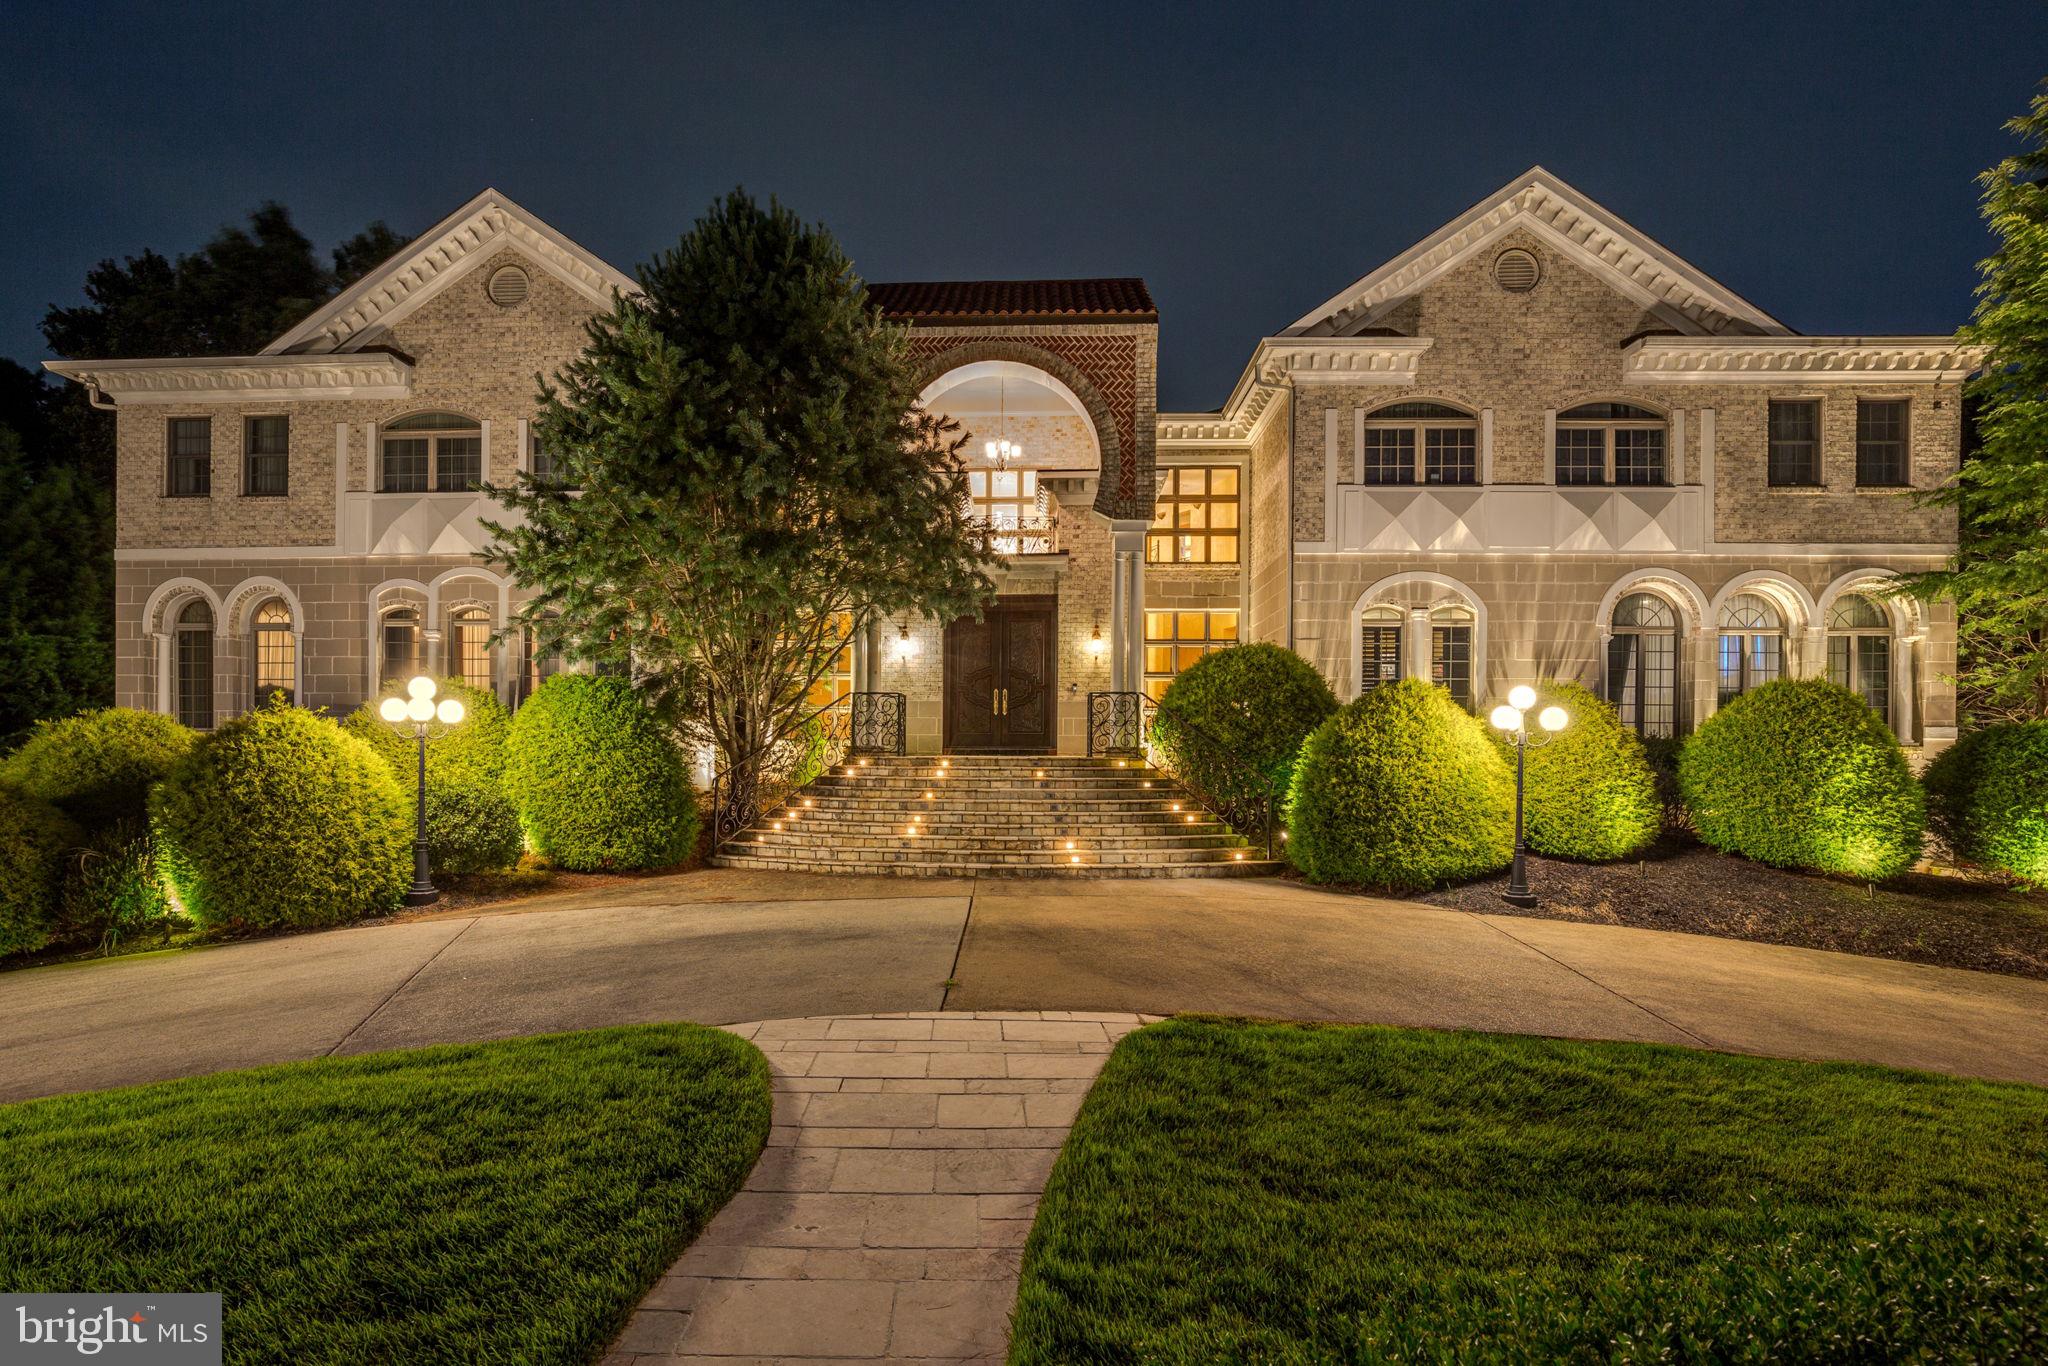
222,576,308,634
332,423,349,549
142,577,225,635
1817,567,1924,636
1345,570,1488,701
1624,337,1984,384
480,419,492,480
1541,409,1557,486
44,354,412,404
1595,567,1711,634
516,418,531,474
1708,570,1817,633
1479,408,1494,484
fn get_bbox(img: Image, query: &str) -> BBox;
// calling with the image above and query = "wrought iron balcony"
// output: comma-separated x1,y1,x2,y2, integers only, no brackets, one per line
969,513,1061,557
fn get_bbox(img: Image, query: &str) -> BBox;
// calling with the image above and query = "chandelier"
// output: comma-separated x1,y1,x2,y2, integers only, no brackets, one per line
983,375,1023,470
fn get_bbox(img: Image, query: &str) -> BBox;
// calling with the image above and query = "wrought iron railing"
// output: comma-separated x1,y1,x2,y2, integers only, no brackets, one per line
707,690,909,846
970,514,1060,557
850,691,907,755
1086,690,1149,757
1088,689,1286,858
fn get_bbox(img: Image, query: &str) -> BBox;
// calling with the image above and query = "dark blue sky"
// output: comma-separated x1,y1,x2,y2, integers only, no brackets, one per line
3,2,2041,411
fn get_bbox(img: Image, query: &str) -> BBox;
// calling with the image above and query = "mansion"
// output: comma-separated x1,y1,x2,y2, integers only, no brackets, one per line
49,169,1976,759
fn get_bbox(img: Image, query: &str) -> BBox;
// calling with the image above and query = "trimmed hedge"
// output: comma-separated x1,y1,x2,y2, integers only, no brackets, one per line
60,826,173,950
342,678,521,874
1678,678,1923,880
1924,721,2048,885
1,709,194,831
504,676,698,871
1152,644,1337,827
1286,678,1513,890
1493,680,1662,862
151,706,411,931
0,784,80,958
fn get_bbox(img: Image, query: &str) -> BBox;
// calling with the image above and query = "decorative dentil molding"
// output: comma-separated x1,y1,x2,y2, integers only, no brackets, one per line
1623,337,1985,383
1161,338,1434,442
44,354,414,404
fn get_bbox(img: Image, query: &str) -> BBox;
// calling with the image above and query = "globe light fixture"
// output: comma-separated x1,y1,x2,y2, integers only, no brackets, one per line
1490,688,1569,910
381,674,466,906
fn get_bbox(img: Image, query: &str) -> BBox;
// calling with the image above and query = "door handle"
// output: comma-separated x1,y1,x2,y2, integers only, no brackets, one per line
992,686,1000,716
1002,688,1010,715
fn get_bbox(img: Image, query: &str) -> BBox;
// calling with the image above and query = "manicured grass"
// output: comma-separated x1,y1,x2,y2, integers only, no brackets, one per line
0,1025,770,1365
1013,1018,2048,1363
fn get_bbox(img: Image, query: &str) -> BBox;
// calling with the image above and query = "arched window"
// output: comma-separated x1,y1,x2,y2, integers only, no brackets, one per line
1359,605,1404,694
519,615,563,705
381,607,421,683
1556,403,1667,487
175,598,214,729
1716,594,1783,705
1607,592,1678,738
252,599,295,707
451,606,494,693
1827,594,1892,716
1429,604,1475,709
1360,402,1477,486
380,412,482,493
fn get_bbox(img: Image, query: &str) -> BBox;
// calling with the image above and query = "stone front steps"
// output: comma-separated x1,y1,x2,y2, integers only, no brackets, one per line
712,754,1281,878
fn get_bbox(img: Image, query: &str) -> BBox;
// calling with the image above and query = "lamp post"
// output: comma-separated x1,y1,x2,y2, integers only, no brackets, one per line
379,675,466,907
1489,685,1568,909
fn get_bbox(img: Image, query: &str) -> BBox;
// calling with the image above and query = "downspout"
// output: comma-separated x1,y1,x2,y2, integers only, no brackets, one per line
83,380,116,412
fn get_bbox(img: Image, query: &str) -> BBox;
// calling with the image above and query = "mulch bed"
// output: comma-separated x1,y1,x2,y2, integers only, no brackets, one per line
1413,837,2048,981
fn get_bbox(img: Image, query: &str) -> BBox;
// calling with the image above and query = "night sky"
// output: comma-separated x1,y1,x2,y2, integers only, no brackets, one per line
3,2,2043,412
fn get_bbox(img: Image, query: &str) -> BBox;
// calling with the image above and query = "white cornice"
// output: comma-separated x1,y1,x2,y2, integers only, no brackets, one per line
261,188,638,356
1285,167,1789,340
1155,413,1244,445
1169,338,1433,440
1623,337,1984,384
45,354,414,405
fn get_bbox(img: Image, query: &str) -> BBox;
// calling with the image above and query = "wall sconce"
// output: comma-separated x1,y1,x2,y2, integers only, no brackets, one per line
894,622,919,662
1085,624,1106,658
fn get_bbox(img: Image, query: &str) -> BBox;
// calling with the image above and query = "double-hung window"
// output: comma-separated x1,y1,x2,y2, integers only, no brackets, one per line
167,417,211,497
380,412,483,492
1554,404,1666,486
244,416,289,496
1856,400,1909,487
1768,400,1822,487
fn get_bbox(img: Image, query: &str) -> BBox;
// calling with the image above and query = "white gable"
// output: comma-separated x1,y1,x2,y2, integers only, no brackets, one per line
1284,167,1790,339
262,188,638,356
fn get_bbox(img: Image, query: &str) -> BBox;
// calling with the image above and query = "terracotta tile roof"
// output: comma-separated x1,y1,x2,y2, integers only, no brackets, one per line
866,278,1156,323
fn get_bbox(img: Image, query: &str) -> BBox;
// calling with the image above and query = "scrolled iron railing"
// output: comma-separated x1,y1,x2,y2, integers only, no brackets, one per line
1088,689,1287,859
849,691,907,755
708,692,859,847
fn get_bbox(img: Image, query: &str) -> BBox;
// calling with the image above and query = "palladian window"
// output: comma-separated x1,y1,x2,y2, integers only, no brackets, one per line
1359,402,1478,486
380,412,483,493
1359,605,1404,694
1716,594,1784,705
1827,594,1892,716
175,598,214,729
1556,403,1666,486
1607,592,1678,738
252,599,295,707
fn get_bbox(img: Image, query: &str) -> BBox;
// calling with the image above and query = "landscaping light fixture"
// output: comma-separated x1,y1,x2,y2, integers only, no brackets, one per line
380,675,465,907
1490,689,1568,910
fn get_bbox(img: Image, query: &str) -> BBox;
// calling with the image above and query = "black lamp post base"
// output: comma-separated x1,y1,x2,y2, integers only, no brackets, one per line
1500,888,1538,909
404,886,440,907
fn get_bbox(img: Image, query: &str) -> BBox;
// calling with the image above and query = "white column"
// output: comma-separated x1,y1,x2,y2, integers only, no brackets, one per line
1698,408,1717,548
1479,409,1495,484
1542,410,1557,485
154,632,173,715
1407,609,1430,683
424,629,443,678
1107,525,1147,694
1671,409,1688,485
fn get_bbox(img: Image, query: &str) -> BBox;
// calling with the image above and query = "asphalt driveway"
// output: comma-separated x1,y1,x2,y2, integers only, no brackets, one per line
3,867,2045,1102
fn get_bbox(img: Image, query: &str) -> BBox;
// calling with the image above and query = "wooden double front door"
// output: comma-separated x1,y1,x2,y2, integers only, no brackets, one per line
944,596,1057,752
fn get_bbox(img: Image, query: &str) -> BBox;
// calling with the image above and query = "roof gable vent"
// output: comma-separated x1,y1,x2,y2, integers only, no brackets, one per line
487,264,531,307
1492,248,1541,293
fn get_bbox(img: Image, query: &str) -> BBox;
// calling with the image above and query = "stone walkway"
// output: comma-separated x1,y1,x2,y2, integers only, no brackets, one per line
602,1010,1152,1364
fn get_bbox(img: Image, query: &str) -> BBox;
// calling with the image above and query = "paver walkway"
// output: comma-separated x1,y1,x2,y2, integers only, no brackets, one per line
603,1010,1149,1364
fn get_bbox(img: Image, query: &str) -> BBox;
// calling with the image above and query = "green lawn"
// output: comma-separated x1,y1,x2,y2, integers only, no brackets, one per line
1013,1018,2048,1364
0,1025,770,1365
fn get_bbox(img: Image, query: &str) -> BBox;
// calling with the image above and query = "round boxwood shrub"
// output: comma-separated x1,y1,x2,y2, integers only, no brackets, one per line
504,675,698,871
1678,678,1923,880
1152,643,1338,829
341,678,520,873
0,708,194,831
150,706,411,931
1923,721,2048,884
1492,680,1662,862
1286,677,1514,890
0,784,81,957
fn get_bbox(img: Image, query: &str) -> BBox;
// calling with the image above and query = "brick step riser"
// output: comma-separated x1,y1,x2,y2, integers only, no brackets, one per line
711,854,1279,879
808,781,1171,796
738,834,1247,853
752,821,1236,839
718,843,1260,866
769,805,1214,821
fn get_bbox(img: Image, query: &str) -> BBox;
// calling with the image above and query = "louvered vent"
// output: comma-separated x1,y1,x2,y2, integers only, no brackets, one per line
487,265,530,307
1492,248,1541,293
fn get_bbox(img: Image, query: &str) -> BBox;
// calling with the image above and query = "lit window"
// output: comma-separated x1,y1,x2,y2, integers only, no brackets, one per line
967,469,1053,554
1147,467,1240,564
1429,605,1474,710
381,607,421,683
1716,594,1784,705
167,417,211,497
252,599,295,707
380,412,482,493
1768,400,1821,487
1827,594,1892,717
1143,608,1238,700
1359,605,1404,694
1556,404,1666,486
175,598,214,728
244,416,289,496
1856,400,1909,487
1359,402,1477,486
805,612,856,709
452,607,493,693
1607,592,1678,738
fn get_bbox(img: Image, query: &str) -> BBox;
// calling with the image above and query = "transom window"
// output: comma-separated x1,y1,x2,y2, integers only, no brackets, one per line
1716,594,1784,705
1768,400,1822,487
1555,404,1666,486
1359,605,1404,694
244,416,289,496
1856,400,1910,487
381,412,482,493
167,417,212,497
175,598,214,729
1359,402,1477,486
1148,467,1240,564
1143,608,1238,701
252,599,294,707
381,607,422,682
451,606,493,693
967,469,1053,554
1827,594,1893,717
1607,591,1678,738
